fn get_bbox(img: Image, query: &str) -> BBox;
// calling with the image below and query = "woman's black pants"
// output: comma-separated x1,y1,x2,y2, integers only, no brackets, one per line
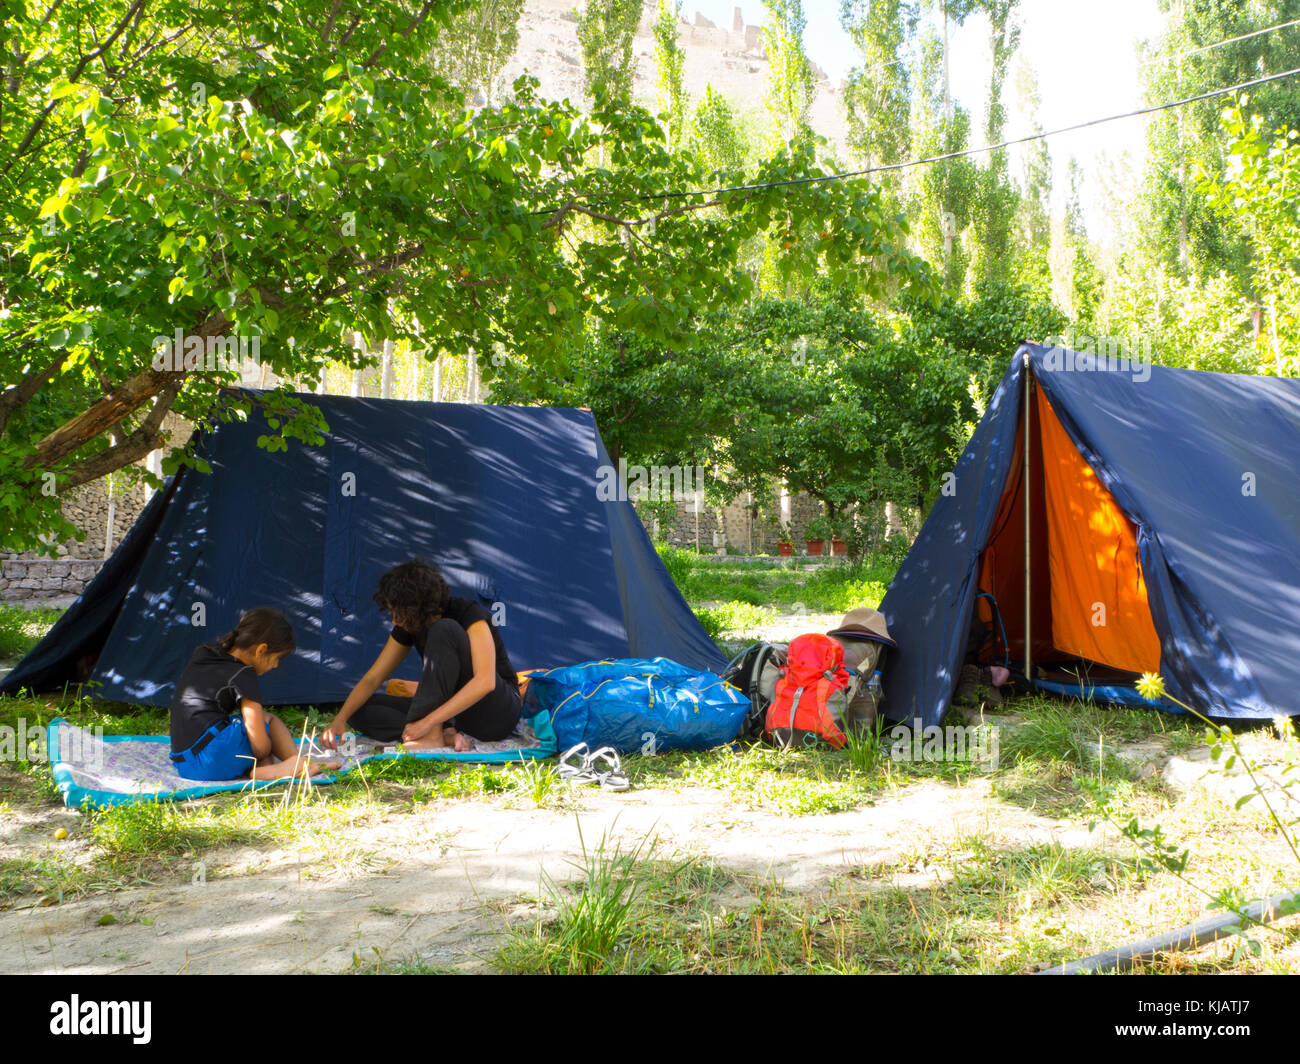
347,618,521,742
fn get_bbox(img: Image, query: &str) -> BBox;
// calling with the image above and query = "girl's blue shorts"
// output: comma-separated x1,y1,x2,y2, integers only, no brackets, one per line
171,717,271,781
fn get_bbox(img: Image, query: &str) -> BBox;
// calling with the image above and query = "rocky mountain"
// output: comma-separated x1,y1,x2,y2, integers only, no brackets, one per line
500,1,849,155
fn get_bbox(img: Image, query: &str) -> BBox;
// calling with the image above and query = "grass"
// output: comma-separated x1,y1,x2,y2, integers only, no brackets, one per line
625,741,890,815
492,821,1300,975
87,794,319,858
0,853,112,904
985,694,1198,817
656,545,895,618
693,601,777,639
0,603,65,661
347,953,463,975
491,834,1141,974
0,684,575,909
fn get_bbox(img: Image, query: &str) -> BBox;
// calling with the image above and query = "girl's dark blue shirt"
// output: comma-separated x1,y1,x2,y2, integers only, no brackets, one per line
169,643,263,752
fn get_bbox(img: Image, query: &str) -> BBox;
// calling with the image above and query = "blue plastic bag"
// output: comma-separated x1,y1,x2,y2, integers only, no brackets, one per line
523,658,748,754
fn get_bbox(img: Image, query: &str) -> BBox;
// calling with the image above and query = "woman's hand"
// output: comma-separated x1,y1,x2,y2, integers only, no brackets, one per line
330,636,411,747
402,714,439,744
321,717,350,751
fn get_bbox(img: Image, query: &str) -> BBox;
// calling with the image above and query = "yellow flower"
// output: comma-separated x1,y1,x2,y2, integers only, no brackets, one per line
1136,672,1166,701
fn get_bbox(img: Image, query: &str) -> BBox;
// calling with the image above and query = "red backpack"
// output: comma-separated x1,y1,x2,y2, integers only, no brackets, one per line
765,634,853,750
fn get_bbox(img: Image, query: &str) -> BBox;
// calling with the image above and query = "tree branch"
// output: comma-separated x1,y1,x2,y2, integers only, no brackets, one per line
362,1,437,70
319,0,343,43
22,314,224,471
2,0,149,173
54,377,181,491
0,348,71,435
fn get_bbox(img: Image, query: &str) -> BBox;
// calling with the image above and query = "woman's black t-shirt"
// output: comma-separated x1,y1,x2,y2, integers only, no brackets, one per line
169,643,263,753
391,597,517,687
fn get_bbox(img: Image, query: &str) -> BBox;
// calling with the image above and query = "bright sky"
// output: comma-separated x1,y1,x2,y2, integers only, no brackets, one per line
684,0,1169,230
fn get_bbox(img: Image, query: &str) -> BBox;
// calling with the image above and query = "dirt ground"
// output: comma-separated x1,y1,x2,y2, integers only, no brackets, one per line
0,769,1115,975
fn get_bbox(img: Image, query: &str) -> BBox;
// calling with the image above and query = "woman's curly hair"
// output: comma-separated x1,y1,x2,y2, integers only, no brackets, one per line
373,558,449,632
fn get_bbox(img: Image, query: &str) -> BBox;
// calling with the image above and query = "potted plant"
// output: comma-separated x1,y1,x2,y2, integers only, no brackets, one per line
830,515,851,557
775,522,795,556
804,514,832,557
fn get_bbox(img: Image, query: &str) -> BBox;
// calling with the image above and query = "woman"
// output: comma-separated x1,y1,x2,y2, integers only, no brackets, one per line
322,559,522,751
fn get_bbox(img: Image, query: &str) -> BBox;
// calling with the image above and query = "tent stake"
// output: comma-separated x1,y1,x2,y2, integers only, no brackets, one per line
1024,352,1033,685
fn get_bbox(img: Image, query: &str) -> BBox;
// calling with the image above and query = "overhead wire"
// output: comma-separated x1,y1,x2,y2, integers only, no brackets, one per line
539,65,1300,215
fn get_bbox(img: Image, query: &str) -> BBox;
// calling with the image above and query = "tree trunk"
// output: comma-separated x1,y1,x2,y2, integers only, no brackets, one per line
381,337,395,398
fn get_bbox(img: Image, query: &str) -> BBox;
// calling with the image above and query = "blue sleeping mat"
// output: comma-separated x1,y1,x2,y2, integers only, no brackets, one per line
47,713,557,809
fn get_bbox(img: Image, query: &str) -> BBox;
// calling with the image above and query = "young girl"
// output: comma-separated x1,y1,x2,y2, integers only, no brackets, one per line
322,559,523,752
169,607,339,781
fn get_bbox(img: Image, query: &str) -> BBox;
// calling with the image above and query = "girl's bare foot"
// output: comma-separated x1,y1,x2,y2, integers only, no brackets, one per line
453,732,472,753
305,758,340,775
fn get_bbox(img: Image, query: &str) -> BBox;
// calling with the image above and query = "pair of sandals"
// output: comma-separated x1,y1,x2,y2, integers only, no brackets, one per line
557,743,630,791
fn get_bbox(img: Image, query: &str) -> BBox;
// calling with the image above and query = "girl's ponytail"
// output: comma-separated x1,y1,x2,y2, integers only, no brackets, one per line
218,607,296,656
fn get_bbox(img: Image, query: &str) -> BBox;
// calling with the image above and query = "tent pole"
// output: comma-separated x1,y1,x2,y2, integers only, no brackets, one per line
1023,352,1033,685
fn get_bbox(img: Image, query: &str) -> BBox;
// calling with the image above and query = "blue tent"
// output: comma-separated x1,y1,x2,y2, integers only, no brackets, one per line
881,344,1300,729
2,394,723,707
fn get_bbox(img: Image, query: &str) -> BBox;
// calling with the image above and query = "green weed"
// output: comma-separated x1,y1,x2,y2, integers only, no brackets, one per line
495,825,654,975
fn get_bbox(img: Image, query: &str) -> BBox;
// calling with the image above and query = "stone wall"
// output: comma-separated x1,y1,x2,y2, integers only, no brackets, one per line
640,491,849,555
0,558,102,600
0,476,146,601
57,477,150,560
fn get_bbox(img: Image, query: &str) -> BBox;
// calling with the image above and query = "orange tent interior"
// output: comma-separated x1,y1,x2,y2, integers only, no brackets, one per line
974,373,1162,682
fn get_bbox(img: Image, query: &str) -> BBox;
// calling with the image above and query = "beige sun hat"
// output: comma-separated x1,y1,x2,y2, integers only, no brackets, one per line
826,607,897,648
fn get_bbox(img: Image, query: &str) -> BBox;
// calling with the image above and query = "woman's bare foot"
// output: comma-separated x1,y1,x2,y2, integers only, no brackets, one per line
400,734,446,751
452,732,472,753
